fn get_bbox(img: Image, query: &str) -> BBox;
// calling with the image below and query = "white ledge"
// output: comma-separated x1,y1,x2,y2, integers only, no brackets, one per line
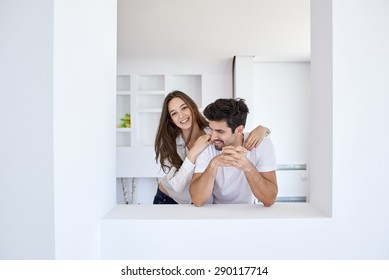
102,203,329,220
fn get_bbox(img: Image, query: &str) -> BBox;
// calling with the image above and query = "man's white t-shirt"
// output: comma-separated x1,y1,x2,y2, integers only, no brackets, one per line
194,136,277,204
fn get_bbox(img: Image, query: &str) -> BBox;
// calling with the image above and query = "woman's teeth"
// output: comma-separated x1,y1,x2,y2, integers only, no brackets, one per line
180,118,189,124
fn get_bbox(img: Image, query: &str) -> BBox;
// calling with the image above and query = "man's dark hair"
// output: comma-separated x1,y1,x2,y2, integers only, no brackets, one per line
203,98,249,132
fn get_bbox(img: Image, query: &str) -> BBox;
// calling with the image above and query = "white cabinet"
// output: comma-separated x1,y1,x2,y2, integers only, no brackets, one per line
116,74,202,178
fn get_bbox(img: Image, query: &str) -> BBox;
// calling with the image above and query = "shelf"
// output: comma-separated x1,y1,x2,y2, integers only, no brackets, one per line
134,90,165,95
116,128,131,132
116,90,131,96
103,203,327,220
138,108,162,113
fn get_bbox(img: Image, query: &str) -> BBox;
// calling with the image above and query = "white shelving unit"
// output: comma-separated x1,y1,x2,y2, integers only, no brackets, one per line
116,74,202,178
116,75,132,147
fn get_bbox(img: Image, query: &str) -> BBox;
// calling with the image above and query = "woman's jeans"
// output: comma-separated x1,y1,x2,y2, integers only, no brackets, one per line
153,187,178,204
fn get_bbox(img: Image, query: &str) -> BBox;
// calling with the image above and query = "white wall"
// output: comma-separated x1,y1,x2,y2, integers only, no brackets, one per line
53,0,117,259
252,62,310,165
0,0,117,259
309,0,333,214
102,0,389,259
331,0,389,253
1,0,389,260
0,0,55,259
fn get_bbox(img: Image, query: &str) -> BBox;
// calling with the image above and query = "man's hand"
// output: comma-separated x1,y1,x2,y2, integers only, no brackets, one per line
217,146,254,172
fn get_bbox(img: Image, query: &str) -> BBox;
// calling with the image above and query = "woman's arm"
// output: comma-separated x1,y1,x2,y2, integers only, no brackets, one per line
244,125,271,151
161,157,196,193
162,134,211,194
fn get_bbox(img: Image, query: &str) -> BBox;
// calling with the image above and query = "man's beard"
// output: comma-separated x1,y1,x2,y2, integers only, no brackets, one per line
213,140,224,151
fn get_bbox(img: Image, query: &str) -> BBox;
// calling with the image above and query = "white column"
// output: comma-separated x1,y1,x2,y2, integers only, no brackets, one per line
233,56,254,131
53,0,117,259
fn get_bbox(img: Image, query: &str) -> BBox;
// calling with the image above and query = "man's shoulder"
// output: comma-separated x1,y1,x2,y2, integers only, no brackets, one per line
246,136,276,161
196,142,221,166
202,142,219,157
245,136,274,154
257,136,274,149
249,136,277,171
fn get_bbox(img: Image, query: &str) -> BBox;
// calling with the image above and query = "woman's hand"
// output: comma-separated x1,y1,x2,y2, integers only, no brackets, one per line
244,125,270,151
187,134,211,163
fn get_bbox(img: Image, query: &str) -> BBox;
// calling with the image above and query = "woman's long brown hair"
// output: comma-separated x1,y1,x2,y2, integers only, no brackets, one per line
154,91,208,173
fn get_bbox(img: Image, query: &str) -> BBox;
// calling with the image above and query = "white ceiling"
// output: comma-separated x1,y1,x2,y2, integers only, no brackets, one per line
117,0,310,59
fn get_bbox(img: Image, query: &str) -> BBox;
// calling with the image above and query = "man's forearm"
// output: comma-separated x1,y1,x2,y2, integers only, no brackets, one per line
244,166,278,207
190,162,218,206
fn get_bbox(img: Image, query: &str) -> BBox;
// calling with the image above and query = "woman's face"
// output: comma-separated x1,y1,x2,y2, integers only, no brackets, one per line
168,97,193,131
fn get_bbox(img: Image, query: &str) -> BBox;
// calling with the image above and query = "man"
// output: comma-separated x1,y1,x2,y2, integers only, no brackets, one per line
189,98,278,206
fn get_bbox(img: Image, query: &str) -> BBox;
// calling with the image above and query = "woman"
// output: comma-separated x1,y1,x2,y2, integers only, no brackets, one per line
153,90,270,204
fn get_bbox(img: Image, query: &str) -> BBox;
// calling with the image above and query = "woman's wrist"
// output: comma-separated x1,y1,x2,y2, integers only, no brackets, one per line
187,150,196,164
